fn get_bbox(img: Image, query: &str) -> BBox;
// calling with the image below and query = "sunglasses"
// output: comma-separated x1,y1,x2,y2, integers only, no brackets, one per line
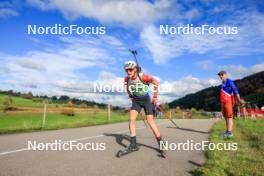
125,69,133,72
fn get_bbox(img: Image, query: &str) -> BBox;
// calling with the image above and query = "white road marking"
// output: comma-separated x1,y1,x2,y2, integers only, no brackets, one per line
0,148,28,156
0,121,168,156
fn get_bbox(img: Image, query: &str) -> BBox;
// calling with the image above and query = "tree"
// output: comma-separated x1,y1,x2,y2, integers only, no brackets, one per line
59,95,70,101
52,96,57,100
21,92,33,99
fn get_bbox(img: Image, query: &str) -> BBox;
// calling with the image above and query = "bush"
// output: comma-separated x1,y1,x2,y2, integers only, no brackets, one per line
32,98,43,103
21,92,33,99
3,95,12,105
64,101,77,108
61,109,75,116
3,96,16,112
3,106,17,112
79,103,88,108
160,103,169,111
191,107,198,114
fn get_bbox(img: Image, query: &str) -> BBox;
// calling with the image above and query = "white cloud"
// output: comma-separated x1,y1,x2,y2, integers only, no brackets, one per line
0,8,18,18
17,59,47,71
0,35,127,102
160,75,219,96
140,25,178,64
185,8,200,21
51,72,220,107
196,60,216,71
1,45,221,107
198,60,264,79
140,25,246,64
140,11,264,64
217,62,264,79
51,71,128,106
26,0,172,26
0,0,20,18
26,0,53,10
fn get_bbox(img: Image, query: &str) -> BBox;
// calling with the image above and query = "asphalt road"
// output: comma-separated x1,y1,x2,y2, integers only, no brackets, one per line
0,119,215,176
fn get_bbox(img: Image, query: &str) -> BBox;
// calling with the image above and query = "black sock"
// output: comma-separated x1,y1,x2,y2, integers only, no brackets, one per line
130,136,136,145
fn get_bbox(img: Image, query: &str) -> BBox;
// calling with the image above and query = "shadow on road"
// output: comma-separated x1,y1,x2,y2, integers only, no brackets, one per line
167,119,209,134
103,133,160,153
188,160,202,167
187,160,203,175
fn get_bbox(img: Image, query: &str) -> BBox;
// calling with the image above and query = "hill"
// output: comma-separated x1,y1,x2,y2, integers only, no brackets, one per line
0,90,124,110
169,71,264,111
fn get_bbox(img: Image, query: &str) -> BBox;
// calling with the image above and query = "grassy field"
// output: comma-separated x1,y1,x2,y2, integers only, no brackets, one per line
0,111,129,134
0,94,141,134
193,118,264,176
0,94,59,108
0,94,209,134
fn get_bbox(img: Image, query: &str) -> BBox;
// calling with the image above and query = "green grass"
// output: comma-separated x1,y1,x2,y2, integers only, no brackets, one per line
193,118,264,176
0,111,129,134
0,94,60,108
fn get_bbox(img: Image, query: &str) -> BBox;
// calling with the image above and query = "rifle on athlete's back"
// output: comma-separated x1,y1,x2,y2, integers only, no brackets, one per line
129,49,142,73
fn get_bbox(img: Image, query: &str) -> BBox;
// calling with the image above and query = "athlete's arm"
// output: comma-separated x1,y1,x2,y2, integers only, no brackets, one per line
141,74,159,104
152,78,159,99
229,79,242,105
124,77,132,99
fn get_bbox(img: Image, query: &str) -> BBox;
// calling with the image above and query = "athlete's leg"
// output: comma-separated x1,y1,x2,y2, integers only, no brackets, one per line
222,102,234,138
146,114,166,156
225,102,233,131
146,115,161,139
227,117,233,131
143,97,161,139
129,109,138,137
222,103,227,128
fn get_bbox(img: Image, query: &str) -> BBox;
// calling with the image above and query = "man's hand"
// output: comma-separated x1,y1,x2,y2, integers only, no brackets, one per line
236,95,244,107
152,97,158,105
238,99,244,107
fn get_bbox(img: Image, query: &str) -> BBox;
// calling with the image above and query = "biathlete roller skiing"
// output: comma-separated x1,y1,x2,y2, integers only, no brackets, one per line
218,71,243,138
116,50,166,158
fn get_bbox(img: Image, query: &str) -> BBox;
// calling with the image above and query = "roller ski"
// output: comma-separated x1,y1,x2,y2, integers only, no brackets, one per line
116,144,139,158
116,136,139,158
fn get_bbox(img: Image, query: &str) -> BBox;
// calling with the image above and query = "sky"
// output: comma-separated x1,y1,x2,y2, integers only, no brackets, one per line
0,0,263,107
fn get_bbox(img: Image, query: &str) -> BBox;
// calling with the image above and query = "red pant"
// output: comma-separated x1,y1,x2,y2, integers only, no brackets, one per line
221,101,233,118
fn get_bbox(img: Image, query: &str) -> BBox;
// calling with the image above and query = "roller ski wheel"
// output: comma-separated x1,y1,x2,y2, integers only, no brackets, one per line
116,145,139,158
158,149,166,158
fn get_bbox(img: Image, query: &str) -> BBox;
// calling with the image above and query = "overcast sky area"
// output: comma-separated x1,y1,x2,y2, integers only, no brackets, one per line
0,0,263,107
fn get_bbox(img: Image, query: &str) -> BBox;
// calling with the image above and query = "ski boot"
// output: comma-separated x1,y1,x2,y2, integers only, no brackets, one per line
116,136,139,158
157,137,166,158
